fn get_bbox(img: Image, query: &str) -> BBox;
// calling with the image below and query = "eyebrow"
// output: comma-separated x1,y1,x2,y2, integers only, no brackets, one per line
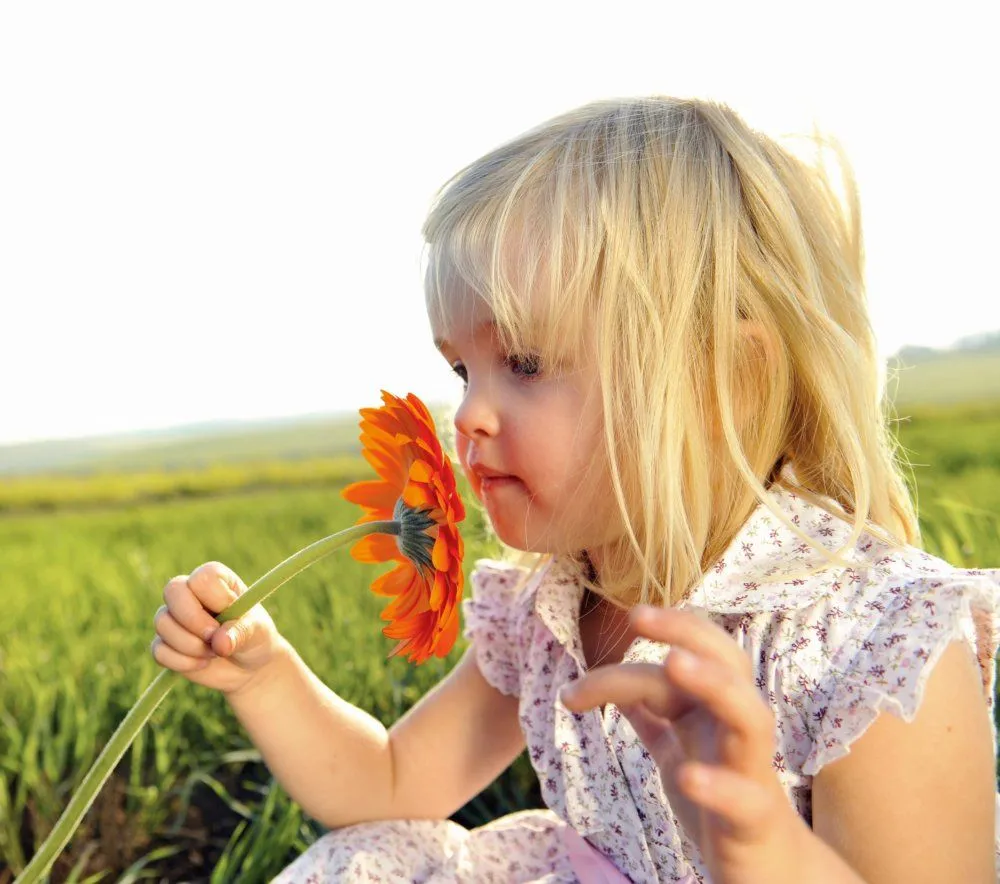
433,319,497,353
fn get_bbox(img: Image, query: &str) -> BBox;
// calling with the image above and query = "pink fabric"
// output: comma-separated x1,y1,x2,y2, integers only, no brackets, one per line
559,825,633,883
559,824,698,883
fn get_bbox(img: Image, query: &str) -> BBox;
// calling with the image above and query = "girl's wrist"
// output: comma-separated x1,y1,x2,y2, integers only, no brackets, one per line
223,634,295,701
704,798,814,884
762,804,815,884
779,818,868,884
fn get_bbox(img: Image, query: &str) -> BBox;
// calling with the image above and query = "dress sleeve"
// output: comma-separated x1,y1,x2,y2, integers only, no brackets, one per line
461,559,528,697
801,568,1000,776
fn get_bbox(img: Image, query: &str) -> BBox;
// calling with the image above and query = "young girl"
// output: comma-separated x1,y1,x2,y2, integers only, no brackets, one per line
152,96,1000,882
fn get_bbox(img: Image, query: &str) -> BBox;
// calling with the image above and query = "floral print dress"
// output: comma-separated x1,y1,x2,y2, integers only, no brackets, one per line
272,486,1000,882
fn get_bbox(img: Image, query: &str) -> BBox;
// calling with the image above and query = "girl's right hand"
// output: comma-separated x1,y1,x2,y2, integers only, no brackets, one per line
151,561,287,696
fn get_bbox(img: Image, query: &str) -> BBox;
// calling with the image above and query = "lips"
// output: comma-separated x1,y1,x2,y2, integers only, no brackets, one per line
468,462,521,496
480,475,520,494
472,465,513,480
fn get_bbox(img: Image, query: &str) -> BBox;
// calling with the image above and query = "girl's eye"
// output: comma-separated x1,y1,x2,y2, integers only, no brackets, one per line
450,361,468,386
505,353,542,378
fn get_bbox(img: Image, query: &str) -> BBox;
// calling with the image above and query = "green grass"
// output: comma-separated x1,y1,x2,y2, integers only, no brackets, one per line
889,351,1000,406
0,414,366,478
894,402,1000,476
0,456,369,515
1,401,998,882
0,484,526,882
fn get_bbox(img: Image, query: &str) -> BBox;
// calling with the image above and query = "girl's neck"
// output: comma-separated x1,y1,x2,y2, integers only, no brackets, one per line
578,574,638,671
580,547,629,611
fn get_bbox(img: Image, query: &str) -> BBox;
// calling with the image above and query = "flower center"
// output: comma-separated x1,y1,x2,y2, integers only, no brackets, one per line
392,497,436,572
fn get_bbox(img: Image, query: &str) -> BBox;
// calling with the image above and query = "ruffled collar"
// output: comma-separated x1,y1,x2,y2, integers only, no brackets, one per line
526,484,999,640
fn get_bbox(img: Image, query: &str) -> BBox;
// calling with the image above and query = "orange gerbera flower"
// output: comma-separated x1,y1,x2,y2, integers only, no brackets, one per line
342,391,466,664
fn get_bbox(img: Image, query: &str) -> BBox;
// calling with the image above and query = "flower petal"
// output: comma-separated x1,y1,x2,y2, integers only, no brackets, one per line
370,564,418,597
431,532,450,573
429,568,447,610
434,605,460,657
402,482,436,511
383,583,431,620
342,479,400,513
408,460,435,483
350,533,405,564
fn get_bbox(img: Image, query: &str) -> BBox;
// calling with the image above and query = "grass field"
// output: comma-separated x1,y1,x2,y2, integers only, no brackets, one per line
888,351,1000,406
1,402,998,882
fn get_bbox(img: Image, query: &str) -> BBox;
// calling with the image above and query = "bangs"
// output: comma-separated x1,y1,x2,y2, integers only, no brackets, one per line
422,139,603,370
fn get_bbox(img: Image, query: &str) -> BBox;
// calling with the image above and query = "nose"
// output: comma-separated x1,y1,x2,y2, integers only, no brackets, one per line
453,377,500,440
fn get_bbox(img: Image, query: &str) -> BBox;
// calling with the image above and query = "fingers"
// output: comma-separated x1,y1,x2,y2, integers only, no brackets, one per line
188,560,247,616
618,701,687,764
561,663,695,720
677,761,788,843
628,607,770,754
153,605,216,659
563,654,774,768
163,561,244,641
155,561,249,668
562,627,774,778
664,649,775,768
150,635,213,673
561,655,769,738
629,606,752,678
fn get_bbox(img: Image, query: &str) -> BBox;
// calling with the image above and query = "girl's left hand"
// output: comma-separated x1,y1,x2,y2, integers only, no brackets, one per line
560,605,809,884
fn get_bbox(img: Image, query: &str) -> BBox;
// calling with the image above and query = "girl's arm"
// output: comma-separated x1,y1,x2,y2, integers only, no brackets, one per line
810,638,996,883
388,643,526,819
226,641,524,829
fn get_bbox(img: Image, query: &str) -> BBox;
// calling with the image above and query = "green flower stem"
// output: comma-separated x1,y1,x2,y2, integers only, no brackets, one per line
16,519,399,884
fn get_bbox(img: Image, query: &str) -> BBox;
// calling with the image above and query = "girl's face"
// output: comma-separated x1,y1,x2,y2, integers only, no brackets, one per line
432,295,622,557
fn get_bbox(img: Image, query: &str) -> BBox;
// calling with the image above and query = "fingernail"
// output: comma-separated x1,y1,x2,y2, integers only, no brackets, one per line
202,626,217,643
226,627,238,650
683,604,712,621
671,648,697,671
633,604,661,620
684,763,709,791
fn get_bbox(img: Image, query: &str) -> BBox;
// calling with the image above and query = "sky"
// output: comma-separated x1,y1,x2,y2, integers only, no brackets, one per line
1,2,997,447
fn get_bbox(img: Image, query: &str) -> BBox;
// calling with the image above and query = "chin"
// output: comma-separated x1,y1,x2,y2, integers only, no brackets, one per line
486,504,613,555
487,525,573,557
491,531,539,553
485,521,541,553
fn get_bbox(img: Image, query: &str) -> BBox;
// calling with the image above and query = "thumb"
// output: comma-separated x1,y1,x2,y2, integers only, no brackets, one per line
211,601,274,658
215,622,241,656
212,615,255,657
208,568,254,656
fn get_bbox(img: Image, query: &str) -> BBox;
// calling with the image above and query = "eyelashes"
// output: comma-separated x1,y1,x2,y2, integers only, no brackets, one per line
506,352,542,378
449,352,543,387
450,362,468,385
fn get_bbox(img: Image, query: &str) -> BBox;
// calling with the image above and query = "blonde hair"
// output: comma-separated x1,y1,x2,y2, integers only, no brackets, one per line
422,96,920,609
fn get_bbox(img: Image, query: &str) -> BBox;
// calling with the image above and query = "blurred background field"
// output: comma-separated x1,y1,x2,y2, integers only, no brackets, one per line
1,345,999,883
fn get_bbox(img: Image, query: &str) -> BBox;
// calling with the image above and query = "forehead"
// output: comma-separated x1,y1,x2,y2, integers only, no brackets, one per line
429,282,499,351
424,236,589,367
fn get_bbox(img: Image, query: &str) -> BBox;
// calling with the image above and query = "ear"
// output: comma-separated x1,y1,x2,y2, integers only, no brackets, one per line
728,317,786,449
706,317,784,445
737,319,779,369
